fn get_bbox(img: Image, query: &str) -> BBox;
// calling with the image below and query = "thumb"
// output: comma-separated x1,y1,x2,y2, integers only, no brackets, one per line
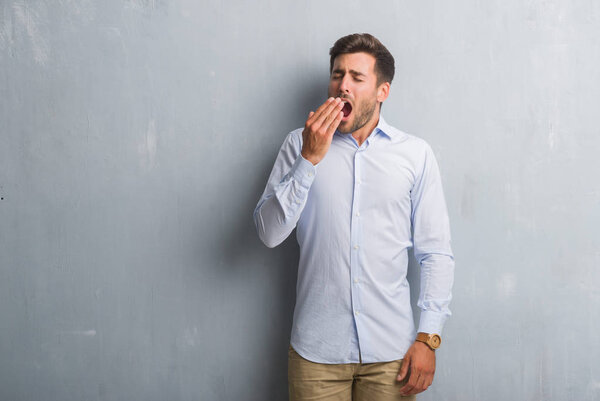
397,353,411,381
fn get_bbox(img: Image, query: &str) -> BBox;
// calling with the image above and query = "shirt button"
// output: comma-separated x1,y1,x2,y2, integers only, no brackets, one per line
357,179,362,185
354,278,359,283
353,245,359,250
307,172,313,177
355,310,360,316
355,212,360,217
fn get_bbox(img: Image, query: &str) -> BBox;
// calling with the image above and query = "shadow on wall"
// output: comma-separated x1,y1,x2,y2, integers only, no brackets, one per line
217,73,327,276
213,77,327,399
218,71,327,273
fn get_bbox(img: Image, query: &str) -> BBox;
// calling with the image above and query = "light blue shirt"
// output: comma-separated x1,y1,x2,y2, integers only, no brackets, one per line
253,116,454,364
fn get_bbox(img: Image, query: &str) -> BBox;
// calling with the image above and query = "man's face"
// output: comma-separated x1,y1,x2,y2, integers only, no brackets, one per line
327,52,386,134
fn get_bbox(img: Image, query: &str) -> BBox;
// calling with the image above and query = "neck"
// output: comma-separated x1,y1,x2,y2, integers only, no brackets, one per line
352,109,380,146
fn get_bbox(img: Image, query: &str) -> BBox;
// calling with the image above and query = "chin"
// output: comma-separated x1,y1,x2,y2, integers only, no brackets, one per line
337,125,351,134
337,119,353,134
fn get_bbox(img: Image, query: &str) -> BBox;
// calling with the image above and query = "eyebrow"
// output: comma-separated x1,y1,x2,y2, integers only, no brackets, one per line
331,69,367,77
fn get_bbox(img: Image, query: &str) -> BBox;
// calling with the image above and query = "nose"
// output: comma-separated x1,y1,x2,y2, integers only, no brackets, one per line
339,74,351,94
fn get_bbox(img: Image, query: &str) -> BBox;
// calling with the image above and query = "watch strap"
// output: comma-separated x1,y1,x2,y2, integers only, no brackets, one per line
416,332,441,350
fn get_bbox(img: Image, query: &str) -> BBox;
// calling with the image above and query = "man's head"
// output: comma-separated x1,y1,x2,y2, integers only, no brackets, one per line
329,33,395,86
327,33,394,134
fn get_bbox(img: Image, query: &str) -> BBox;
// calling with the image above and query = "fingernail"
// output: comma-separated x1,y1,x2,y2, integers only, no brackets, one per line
328,97,334,101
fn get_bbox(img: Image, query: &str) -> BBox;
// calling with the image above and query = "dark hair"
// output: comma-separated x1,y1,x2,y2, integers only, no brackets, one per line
329,33,395,85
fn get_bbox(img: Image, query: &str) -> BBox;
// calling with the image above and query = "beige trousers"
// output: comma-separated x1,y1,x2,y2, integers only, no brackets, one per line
288,345,417,401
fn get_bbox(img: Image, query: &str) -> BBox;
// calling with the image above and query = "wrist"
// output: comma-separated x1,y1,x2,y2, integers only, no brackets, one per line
415,332,442,351
414,340,435,352
300,150,319,166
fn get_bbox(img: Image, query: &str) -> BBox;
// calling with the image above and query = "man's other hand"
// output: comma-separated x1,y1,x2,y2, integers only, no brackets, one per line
396,341,436,396
301,97,344,165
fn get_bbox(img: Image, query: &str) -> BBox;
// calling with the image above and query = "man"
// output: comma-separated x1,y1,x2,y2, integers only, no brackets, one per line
253,33,454,400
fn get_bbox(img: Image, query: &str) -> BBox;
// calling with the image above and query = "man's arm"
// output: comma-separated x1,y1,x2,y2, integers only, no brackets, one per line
397,142,455,396
253,98,344,248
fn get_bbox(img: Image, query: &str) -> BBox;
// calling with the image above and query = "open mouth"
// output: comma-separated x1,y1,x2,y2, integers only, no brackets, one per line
341,101,352,118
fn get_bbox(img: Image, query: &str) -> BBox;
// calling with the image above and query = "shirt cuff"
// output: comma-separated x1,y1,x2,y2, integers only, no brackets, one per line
417,310,447,336
289,153,317,188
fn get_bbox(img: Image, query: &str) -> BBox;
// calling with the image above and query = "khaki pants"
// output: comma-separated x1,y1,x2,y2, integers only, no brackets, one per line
288,345,417,401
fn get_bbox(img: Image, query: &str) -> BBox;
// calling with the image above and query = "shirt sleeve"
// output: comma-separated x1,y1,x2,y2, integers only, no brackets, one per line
253,131,317,248
410,142,455,335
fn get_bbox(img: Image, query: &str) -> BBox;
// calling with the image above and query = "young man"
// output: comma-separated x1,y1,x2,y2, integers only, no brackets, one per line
253,33,454,400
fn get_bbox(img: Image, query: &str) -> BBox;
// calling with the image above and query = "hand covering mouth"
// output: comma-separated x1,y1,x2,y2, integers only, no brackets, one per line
341,101,352,117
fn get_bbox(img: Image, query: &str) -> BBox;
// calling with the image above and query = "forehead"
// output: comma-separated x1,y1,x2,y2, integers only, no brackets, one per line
331,52,376,75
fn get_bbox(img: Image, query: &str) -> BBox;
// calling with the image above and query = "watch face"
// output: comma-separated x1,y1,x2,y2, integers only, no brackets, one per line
430,335,441,348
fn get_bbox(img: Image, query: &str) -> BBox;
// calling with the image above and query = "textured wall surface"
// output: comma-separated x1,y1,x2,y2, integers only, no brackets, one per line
1,1,599,400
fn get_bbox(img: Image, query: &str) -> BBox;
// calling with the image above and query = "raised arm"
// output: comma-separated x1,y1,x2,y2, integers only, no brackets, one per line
253,98,344,248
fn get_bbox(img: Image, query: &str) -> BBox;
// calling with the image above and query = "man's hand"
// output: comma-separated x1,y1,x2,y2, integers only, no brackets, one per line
396,341,436,396
301,97,344,165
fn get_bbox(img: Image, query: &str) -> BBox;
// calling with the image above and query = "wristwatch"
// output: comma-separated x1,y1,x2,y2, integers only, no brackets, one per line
416,332,441,351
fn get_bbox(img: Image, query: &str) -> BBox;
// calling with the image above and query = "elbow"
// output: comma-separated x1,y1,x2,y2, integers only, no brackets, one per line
262,237,281,249
257,230,283,248
253,213,283,248
415,249,454,266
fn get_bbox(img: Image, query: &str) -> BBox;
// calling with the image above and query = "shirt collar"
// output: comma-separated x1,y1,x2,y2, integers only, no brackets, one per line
374,115,393,139
374,114,406,139
335,114,405,141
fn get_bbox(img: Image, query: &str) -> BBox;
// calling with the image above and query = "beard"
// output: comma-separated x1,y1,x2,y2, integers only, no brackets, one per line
337,97,378,134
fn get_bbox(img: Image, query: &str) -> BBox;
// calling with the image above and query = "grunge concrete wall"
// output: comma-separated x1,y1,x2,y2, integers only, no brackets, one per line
1,1,599,400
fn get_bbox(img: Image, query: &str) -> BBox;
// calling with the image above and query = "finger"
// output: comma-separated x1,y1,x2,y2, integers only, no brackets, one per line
397,357,410,381
413,373,427,394
308,111,314,118
399,366,416,391
400,363,421,394
425,372,434,388
308,97,335,124
325,111,344,136
324,103,344,133
323,100,343,124
313,98,342,129
399,374,418,396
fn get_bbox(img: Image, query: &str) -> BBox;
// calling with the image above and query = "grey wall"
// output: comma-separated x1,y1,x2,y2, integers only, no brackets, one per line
1,0,599,400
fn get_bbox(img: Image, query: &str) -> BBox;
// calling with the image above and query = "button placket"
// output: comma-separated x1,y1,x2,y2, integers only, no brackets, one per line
350,149,363,341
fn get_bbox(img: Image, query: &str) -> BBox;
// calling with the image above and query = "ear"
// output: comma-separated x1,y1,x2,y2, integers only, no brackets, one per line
376,81,390,103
